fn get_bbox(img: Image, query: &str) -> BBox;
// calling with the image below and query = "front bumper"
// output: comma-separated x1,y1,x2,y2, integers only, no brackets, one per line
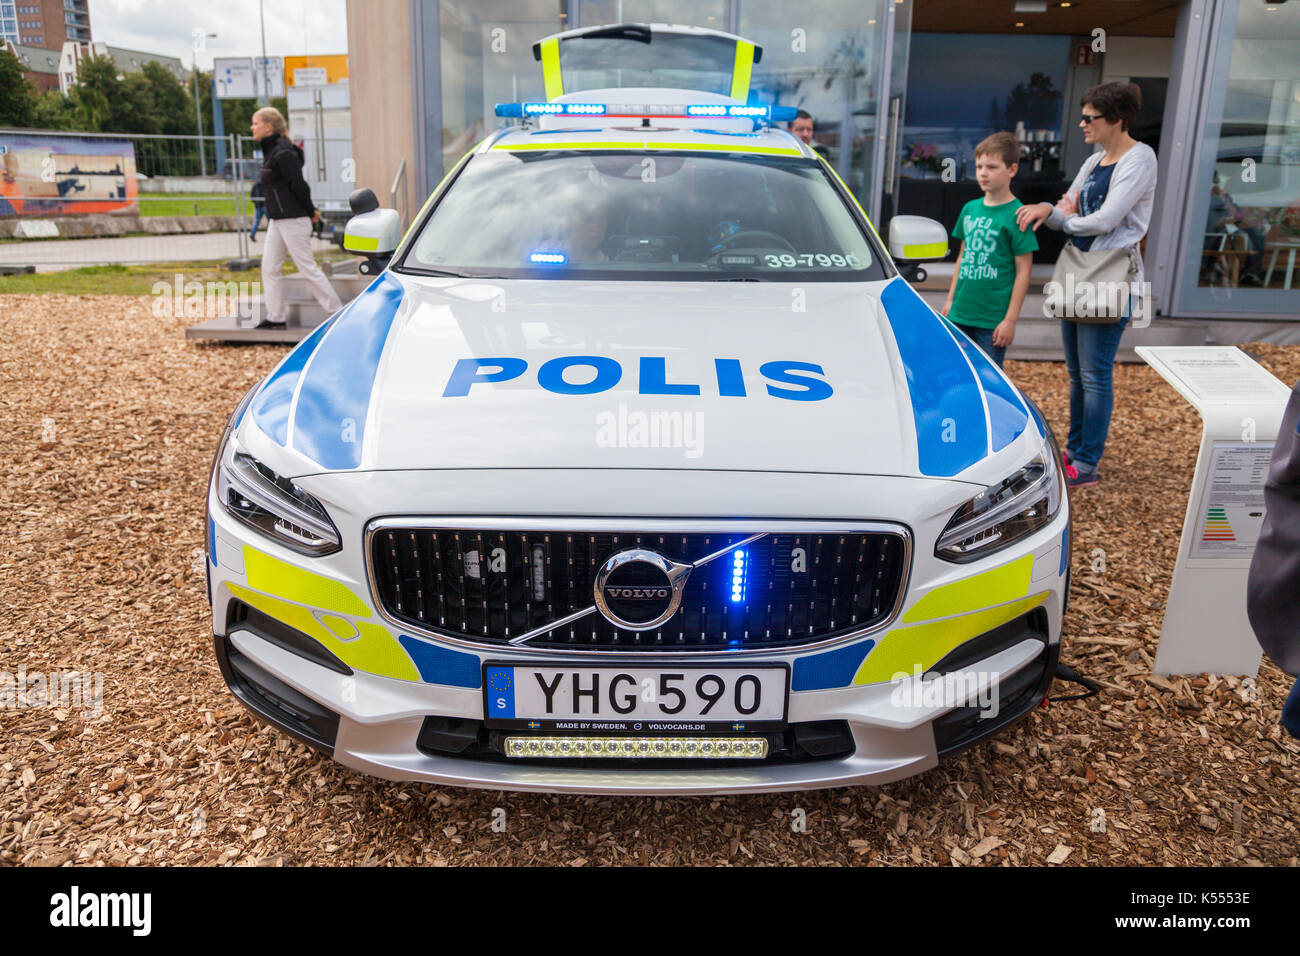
207,468,1069,794
213,605,1058,795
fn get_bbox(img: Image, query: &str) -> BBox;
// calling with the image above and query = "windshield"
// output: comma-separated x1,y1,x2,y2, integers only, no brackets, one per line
398,150,889,281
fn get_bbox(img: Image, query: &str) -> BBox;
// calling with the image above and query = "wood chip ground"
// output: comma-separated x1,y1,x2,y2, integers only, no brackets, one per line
1,294,1297,866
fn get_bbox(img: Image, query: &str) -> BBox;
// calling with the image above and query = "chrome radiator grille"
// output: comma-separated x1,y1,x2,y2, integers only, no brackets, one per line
368,524,909,652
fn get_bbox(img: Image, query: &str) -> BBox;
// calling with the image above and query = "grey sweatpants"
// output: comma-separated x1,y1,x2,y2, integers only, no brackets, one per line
261,216,343,322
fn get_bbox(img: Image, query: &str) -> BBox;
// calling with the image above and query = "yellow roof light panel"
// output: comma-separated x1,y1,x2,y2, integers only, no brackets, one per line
532,22,763,102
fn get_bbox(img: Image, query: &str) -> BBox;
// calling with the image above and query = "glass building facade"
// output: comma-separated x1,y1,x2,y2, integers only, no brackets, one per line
1164,0,1300,319
402,0,1300,322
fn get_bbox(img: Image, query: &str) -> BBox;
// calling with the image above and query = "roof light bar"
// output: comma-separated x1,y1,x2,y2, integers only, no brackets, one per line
496,102,608,117
504,735,769,759
495,102,798,122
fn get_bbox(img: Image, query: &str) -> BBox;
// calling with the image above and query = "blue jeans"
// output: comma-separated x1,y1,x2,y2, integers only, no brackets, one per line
1284,677,1300,739
952,322,1006,368
250,203,266,238
1060,310,1131,472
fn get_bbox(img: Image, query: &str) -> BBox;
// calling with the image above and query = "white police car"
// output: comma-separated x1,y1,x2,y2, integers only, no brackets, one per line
206,24,1069,794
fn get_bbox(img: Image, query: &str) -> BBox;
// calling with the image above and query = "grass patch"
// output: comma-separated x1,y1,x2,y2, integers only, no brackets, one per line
0,259,299,295
138,193,255,217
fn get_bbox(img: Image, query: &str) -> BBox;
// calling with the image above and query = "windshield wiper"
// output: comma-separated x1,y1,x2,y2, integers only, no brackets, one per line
396,266,473,278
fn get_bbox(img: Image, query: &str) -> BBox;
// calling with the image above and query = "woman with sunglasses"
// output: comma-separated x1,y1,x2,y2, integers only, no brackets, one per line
1016,82,1158,488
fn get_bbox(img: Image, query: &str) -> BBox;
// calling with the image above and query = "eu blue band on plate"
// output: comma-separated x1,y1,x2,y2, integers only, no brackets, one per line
485,666,516,719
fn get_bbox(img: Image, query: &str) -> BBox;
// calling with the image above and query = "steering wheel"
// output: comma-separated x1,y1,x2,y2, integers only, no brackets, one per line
714,230,797,253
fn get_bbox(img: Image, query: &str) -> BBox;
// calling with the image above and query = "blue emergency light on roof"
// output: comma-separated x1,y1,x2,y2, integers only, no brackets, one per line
495,102,798,122
529,252,567,264
495,102,608,117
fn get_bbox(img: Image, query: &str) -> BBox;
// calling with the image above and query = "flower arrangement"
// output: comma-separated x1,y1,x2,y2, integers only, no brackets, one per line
1281,202,1300,238
902,142,945,176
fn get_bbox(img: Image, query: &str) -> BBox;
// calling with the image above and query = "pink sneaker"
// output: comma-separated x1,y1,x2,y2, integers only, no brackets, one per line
1065,463,1098,488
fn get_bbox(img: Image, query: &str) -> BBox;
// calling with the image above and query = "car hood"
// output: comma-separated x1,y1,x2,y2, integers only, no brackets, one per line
242,272,1036,481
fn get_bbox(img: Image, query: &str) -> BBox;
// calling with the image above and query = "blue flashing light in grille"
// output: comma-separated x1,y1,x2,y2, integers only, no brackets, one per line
529,252,567,264
730,548,748,603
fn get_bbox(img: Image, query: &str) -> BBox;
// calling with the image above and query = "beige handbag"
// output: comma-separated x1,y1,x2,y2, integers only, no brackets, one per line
1045,243,1139,323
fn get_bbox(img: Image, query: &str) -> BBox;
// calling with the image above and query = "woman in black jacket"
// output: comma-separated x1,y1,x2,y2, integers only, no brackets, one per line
250,107,342,327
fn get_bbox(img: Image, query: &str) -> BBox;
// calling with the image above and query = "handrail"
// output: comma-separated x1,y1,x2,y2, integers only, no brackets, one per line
390,158,408,230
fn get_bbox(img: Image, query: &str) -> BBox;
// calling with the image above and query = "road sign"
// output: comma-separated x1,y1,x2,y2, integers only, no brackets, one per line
214,56,285,99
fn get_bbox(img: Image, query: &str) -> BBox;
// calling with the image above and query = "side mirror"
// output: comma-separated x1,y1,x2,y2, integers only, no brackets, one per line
888,215,949,262
343,188,402,274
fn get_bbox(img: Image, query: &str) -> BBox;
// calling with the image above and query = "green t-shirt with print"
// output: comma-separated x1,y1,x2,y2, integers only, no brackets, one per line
949,196,1039,330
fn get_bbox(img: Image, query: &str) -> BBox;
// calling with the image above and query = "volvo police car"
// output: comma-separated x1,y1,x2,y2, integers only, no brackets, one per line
206,25,1070,794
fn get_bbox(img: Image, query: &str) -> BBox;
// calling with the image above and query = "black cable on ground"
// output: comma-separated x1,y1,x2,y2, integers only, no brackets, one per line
1050,660,1101,702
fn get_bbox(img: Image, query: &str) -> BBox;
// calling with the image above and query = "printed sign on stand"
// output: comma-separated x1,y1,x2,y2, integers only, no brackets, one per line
1136,346,1291,676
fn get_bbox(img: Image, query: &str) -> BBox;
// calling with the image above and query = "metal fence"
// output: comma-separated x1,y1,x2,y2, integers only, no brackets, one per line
0,130,350,269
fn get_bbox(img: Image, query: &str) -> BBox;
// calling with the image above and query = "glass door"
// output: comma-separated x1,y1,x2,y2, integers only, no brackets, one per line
738,0,908,223
1171,0,1300,318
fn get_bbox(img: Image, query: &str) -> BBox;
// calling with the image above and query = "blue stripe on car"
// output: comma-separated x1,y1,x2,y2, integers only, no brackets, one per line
792,639,877,691
943,319,1028,452
291,273,404,469
249,320,332,446
879,277,988,476
398,635,482,688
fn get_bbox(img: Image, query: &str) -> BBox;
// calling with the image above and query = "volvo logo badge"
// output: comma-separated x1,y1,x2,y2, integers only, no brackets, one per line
593,549,692,631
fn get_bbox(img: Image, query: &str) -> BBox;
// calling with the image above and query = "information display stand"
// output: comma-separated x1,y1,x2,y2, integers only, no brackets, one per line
1136,347,1292,676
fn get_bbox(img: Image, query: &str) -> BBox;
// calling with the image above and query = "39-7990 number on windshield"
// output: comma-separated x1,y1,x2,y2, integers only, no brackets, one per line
764,253,863,268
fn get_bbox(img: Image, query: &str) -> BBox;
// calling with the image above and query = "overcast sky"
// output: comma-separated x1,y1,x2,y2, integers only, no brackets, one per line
86,0,348,69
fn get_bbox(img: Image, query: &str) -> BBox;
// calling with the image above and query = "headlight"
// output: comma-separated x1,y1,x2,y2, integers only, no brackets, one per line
935,446,1062,562
212,405,341,556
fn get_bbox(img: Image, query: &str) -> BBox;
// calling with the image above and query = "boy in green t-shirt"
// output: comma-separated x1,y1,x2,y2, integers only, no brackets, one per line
940,132,1038,368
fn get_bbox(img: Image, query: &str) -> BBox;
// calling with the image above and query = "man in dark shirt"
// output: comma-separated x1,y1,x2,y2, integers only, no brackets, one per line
1246,381,1300,738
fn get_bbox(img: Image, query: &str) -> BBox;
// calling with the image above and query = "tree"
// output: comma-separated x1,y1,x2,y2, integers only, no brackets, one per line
987,97,1003,133
31,88,78,130
1004,72,1064,133
125,61,194,135
0,46,38,127
67,54,122,131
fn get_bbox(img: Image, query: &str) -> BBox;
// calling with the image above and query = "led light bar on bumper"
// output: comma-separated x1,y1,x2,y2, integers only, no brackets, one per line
215,436,341,556
935,448,1062,562
504,736,769,759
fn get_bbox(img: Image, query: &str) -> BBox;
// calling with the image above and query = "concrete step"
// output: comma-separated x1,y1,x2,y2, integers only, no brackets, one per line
185,313,315,343
185,298,335,342
267,274,367,302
